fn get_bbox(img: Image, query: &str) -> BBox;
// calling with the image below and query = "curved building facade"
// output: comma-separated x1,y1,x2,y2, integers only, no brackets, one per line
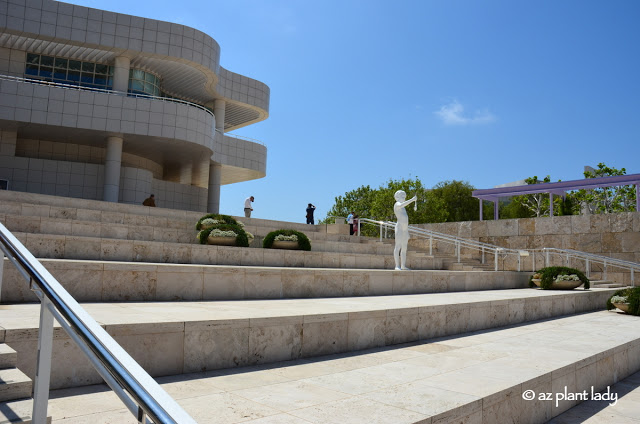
0,0,269,212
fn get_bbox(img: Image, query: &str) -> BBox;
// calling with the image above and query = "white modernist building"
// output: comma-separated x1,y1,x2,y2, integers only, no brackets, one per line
0,0,269,212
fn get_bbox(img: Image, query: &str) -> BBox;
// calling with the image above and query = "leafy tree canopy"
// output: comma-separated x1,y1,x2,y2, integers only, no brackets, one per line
321,177,486,234
572,163,636,214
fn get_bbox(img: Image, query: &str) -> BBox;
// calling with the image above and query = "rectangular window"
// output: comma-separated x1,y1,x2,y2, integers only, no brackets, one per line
81,62,95,73
55,58,68,68
40,56,54,67
39,67,53,78
95,64,108,75
68,60,81,71
26,53,39,65
67,71,80,82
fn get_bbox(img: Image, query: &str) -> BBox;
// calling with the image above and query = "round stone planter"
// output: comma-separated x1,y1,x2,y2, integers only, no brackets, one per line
207,236,237,246
532,278,583,290
613,302,630,313
271,240,300,250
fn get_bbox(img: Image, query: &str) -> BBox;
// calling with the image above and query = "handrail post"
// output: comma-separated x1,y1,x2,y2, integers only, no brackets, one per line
0,248,3,303
357,221,361,238
545,249,549,267
481,247,485,264
532,251,535,271
604,260,607,281
585,259,590,278
632,268,635,287
379,223,382,242
456,241,460,263
494,250,498,271
517,254,521,272
429,235,433,256
566,253,569,267
32,296,54,424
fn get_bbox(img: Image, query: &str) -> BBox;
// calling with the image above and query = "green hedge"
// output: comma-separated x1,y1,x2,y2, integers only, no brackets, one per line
606,287,640,315
529,266,590,290
262,229,311,251
196,223,249,247
195,214,240,230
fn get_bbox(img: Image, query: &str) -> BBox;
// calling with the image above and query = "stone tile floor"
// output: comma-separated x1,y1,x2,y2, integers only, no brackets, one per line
548,371,640,423
2,310,638,423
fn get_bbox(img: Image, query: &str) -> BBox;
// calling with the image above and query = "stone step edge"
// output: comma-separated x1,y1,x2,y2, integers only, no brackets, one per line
0,396,52,424
2,289,618,390
0,190,322,234
8,232,443,271
0,344,17,369
2,259,528,303
0,368,32,402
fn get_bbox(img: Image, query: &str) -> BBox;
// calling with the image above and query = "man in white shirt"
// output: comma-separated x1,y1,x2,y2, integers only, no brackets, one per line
244,196,254,217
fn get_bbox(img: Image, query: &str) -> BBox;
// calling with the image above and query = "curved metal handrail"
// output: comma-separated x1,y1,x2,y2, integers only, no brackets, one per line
0,222,196,424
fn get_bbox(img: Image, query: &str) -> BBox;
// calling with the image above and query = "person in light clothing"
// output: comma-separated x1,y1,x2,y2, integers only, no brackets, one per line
244,196,254,217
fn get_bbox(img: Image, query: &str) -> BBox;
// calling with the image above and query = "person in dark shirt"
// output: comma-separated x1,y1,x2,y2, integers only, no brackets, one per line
142,194,156,207
306,203,316,224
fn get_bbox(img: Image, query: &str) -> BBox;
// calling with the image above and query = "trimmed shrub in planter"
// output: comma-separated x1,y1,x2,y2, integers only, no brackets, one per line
263,229,311,251
529,266,590,290
606,287,640,316
196,224,249,247
195,214,241,230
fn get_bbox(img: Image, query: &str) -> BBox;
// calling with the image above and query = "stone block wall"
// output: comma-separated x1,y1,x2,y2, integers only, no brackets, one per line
414,213,640,283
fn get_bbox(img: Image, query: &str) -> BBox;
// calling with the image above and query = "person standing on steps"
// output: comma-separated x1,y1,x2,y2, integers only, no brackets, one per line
347,211,354,235
244,195,254,218
306,203,316,224
393,190,417,270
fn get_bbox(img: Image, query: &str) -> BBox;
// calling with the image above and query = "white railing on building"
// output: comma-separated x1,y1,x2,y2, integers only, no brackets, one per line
357,217,638,284
0,74,264,147
0,221,197,424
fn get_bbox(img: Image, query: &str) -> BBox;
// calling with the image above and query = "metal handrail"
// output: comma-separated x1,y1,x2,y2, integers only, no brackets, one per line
0,73,214,118
357,217,638,283
214,128,265,146
0,222,196,424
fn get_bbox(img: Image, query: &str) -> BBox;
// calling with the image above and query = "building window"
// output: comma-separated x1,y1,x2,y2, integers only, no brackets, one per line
128,69,161,97
25,53,114,90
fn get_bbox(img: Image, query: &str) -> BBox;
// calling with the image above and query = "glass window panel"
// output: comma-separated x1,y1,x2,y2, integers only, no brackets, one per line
130,80,144,91
143,82,153,94
53,70,67,80
94,76,106,86
82,62,95,72
95,64,108,74
107,76,113,87
69,60,81,71
25,65,39,75
144,73,155,83
39,68,52,78
40,56,54,66
80,74,93,84
67,71,80,82
26,53,40,65
131,69,145,80
108,66,113,75
54,58,68,68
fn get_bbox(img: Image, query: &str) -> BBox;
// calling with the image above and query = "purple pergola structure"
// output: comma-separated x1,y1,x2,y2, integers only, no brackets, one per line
472,173,640,221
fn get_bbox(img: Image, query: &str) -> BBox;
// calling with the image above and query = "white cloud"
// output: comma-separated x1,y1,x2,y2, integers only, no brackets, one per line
434,100,495,126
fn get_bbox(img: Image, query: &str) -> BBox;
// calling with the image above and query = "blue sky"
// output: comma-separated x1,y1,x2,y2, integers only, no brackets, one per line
66,0,640,223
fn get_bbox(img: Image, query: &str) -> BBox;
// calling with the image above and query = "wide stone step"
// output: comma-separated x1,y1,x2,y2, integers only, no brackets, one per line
0,368,31,403
0,211,399,253
2,260,528,303
3,310,638,423
0,288,618,390
0,345,17,370
0,398,51,424
5,233,442,271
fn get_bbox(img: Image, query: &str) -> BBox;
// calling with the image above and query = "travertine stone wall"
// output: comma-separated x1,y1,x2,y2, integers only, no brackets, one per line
414,213,640,283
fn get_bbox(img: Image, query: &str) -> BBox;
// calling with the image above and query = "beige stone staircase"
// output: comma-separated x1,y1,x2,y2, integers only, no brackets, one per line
0,190,638,423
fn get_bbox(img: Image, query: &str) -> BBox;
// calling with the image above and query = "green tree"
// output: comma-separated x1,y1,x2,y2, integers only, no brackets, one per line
572,163,637,213
322,178,482,235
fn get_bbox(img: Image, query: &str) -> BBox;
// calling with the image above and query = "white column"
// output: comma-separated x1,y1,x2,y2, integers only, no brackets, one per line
207,99,226,213
103,136,123,202
113,56,130,93
207,163,221,213
213,99,226,134
179,163,193,185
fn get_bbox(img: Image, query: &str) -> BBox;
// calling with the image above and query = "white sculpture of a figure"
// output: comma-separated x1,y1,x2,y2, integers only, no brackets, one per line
393,190,417,270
